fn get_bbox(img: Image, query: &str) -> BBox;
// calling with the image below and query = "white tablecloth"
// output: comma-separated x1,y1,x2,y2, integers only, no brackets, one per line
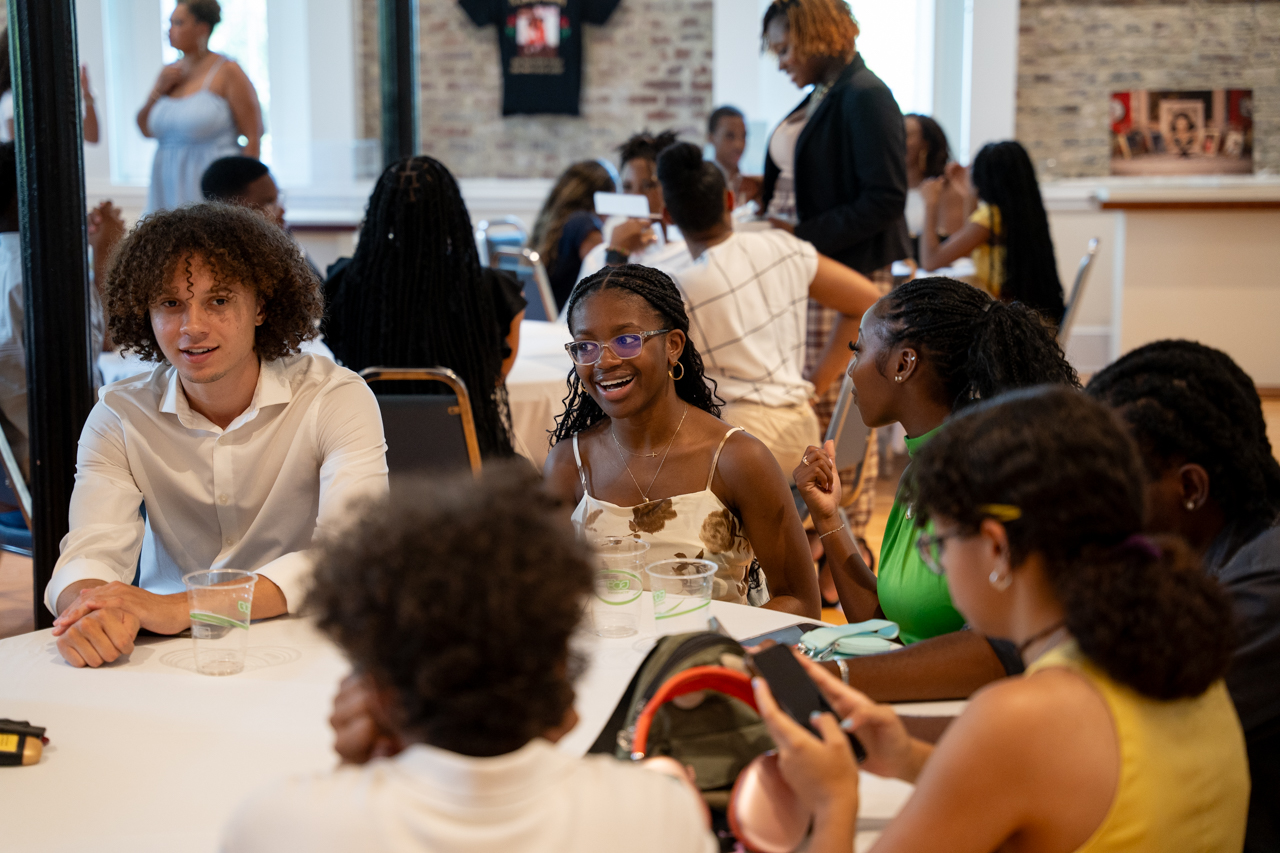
0,597,940,852
97,323,574,469
505,320,573,467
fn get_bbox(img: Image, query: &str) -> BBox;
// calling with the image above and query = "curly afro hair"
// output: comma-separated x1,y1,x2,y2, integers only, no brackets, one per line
104,203,322,363
908,386,1233,700
306,462,594,757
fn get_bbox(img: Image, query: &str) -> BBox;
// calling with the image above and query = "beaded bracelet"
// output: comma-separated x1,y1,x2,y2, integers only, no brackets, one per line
818,522,846,540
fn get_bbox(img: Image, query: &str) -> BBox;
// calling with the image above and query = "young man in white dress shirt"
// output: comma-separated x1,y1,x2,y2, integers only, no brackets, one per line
652,142,881,477
222,467,717,853
47,203,388,667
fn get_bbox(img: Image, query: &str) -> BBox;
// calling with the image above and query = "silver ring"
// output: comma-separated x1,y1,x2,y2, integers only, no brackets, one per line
802,455,809,465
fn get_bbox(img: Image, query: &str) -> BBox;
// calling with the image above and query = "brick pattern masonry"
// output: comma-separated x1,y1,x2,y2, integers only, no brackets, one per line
360,0,713,179
1018,0,1280,178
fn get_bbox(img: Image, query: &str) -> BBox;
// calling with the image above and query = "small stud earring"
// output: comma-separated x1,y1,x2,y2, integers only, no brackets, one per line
1185,500,1196,511
895,375,903,383
989,570,1013,592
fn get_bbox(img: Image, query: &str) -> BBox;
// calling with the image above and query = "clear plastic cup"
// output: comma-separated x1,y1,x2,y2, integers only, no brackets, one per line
591,537,649,638
645,559,717,634
183,569,257,676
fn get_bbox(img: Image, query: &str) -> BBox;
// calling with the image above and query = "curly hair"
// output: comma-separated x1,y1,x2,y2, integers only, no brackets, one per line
908,386,1234,700
104,202,321,362
906,114,951,180
531,160,616,276
1086,340,1280,562
551,264,722,445
307,463,593,756
876,276,1078,411
181,0,222,30
761,0,859,62
618,129,680,170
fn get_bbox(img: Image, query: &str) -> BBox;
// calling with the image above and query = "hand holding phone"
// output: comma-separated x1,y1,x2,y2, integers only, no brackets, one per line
750,644,867,762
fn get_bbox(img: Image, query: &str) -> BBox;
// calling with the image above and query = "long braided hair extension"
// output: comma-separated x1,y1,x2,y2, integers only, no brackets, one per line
323,156,512,457
877,276,1079,411
1087,339,1280,559
970,140,1065,323
531,160,616,277
550,264,722,445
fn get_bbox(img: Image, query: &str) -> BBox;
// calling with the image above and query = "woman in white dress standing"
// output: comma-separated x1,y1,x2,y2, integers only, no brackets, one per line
137,0,263,214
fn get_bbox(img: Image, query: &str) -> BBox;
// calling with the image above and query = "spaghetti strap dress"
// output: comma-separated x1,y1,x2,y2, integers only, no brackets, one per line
144,58,242,214
570,426,767,606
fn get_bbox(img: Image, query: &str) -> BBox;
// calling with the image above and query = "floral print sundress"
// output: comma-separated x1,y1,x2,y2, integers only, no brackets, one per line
570,426,766,606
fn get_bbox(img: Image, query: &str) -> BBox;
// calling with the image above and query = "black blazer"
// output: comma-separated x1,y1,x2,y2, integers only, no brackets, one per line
761,54,910,275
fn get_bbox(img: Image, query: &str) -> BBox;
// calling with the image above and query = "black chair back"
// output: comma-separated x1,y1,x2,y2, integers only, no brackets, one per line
359,367,482,476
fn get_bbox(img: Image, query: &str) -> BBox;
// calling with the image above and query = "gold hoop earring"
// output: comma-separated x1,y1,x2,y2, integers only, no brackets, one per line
669,361,685,381
988,569,1013,592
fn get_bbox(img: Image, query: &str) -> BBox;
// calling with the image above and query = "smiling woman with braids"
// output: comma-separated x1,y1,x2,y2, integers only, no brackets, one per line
323,156,525,458
543,264,820,617
1087,340,1280,853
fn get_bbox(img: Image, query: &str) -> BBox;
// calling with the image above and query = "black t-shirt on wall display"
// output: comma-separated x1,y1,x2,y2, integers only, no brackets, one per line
459,0,622,116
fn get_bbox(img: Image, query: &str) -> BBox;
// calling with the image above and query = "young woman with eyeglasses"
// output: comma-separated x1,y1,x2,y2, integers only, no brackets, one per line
754,387,1248,853
543,264,821,617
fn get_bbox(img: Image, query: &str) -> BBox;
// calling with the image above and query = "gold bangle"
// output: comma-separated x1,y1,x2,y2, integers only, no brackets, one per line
818,522,846,540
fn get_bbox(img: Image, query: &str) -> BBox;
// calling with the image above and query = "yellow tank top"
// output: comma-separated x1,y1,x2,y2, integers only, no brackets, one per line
968,201,1005,298
1027,641,1249,853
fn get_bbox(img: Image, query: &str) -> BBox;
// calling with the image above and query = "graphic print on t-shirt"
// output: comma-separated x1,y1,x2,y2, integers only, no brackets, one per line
511,5,566,75
459,0,621,116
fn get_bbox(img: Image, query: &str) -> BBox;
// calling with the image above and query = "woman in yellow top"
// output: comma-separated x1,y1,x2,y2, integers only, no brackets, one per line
754,387,1249,853
918,140,1066,323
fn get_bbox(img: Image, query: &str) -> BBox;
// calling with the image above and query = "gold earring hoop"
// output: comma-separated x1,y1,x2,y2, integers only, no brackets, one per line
669,361,685,381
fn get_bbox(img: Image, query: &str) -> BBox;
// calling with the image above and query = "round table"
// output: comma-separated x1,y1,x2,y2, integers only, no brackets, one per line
0,598,949,852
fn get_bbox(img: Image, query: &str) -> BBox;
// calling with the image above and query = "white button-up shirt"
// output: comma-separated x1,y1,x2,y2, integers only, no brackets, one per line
44,353,388,614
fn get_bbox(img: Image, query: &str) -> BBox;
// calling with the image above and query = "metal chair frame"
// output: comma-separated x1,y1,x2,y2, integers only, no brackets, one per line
490,246,557,322
473,216,528,268
358,366,482,475
0,424,33,557
822,370,876,512
1058,237,1100,346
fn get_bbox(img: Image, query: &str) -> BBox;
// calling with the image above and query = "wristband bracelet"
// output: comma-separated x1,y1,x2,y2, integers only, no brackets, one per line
818,522,846,540
604,248,628,265
836,658,850,685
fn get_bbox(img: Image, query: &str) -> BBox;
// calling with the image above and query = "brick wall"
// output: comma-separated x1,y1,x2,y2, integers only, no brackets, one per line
359,0,714,179
1017,0,1280,178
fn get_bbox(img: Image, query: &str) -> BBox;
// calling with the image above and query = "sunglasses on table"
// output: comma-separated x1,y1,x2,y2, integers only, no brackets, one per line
565,329,670,366
915,504,1023,575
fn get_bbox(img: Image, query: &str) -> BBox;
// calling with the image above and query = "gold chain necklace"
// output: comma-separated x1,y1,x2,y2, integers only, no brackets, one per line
611,404,689,504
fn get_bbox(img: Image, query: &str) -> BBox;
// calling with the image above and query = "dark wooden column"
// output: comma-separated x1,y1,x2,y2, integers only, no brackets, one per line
7,0,96,629
379,0,420,168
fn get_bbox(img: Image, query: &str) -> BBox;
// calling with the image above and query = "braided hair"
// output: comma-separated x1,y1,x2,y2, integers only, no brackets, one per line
910,386,1234,700
617,130,680,171
323,156,512,457
1086,340,1280,560
551,264,721,444
906,114,950,180
877,276,1078,411
970,141,1064,322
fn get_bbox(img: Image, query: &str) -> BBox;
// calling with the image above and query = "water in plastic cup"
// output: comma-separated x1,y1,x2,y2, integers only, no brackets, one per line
591,537,649,638
645,559,717,634
184,569,257,676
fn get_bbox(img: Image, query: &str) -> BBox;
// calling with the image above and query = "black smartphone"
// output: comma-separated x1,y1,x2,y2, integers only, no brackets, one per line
750,643,867,762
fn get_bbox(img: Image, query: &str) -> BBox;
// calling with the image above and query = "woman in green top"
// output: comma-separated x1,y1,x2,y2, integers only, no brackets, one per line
795,276,1077,644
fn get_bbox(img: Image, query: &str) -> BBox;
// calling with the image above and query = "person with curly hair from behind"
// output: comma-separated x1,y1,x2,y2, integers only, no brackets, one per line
47,203,388,668
221,465,717,853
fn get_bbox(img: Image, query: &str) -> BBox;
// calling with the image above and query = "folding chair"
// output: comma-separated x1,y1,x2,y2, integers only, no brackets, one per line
0,424,32,556
1059,238,1100,346
359,367,482,476
491,247,558,322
